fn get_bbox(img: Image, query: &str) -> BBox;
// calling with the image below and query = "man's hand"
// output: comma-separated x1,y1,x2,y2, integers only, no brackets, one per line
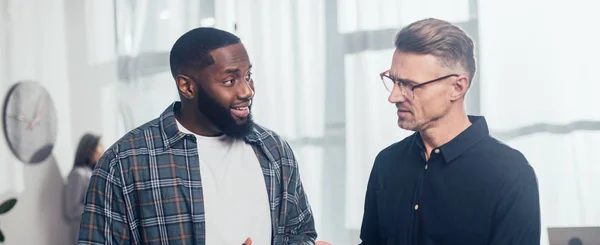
316,241,332,245
242,237,252,245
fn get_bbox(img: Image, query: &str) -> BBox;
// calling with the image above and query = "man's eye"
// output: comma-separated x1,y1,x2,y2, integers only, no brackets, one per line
397,80,411,87
224,79,235,86
246,72,252,81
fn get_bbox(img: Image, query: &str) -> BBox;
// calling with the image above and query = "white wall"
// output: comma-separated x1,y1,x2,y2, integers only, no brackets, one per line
64,0,117,146
0,0,112,244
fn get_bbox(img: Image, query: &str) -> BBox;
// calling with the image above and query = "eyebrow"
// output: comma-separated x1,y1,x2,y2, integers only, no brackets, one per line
223,64,253,75
389,74,418,85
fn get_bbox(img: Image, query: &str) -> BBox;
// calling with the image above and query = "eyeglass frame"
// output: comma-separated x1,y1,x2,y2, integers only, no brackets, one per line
379,69,459,99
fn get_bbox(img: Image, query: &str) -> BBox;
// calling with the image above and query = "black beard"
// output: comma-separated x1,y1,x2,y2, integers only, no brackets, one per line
195,86,254,138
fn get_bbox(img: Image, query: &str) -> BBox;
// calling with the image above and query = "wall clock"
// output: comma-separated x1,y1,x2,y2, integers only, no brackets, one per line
2,81,58,164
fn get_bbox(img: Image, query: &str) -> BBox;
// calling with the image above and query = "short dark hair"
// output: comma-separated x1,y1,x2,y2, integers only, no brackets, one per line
395,18,476,81
169,27,241,78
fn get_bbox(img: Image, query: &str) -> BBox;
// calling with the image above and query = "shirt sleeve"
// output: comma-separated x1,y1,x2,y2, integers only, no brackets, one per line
488,164,541,245
283,141,317,245
359,154,382,245
78,148,132,245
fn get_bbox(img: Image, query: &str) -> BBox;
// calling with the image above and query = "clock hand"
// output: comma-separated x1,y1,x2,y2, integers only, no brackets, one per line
27,103,50,130
30,96,44,121
6,113,31,123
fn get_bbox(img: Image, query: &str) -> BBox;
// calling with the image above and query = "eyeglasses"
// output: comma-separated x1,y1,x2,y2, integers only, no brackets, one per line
379,70,459,100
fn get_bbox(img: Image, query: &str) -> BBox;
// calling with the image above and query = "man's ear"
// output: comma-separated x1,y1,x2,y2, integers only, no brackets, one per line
450,75,470,101
175,74,195,100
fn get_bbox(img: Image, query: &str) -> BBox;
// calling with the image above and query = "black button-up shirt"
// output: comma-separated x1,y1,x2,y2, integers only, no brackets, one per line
359,116,540,245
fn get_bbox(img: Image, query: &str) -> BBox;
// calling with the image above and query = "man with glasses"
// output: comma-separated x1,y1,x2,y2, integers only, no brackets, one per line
359,18,541,245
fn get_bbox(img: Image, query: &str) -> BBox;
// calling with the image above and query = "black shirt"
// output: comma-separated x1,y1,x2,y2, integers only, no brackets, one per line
359,116,540,245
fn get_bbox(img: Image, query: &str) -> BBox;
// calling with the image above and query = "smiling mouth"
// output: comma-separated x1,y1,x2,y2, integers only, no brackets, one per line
230,107,249,119
230,102,251,118
232,107,248,112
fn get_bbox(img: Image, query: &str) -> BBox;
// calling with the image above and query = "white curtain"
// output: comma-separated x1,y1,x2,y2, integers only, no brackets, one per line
102,0,200,145
337,0,469,33
231,0,328,237
479,1,600,245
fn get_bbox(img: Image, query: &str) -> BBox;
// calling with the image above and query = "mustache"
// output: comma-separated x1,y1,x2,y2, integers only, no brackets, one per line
231,99,252,108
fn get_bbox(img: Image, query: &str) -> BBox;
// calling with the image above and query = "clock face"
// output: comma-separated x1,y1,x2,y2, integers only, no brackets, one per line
2,81,58,164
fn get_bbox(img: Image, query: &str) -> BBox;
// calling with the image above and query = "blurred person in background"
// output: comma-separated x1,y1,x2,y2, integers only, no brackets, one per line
359,18,540,245
63,133,104,244
77,27,324,245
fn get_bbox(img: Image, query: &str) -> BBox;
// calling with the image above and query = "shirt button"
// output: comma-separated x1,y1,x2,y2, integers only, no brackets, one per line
434,149,440,154
414,204,419,210
425,164,428,170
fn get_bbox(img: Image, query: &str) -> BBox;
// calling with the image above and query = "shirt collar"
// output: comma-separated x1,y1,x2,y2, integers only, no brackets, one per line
159,101,268,149
413,115,489,163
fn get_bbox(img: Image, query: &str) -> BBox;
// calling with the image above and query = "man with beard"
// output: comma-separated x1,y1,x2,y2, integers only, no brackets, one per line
78,27,317,245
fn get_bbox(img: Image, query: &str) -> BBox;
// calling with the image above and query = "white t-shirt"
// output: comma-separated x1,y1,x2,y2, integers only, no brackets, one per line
176,119,271,245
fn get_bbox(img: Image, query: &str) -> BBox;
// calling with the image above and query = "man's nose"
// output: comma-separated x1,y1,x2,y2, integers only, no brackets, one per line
238,80,254,100
388,84,407,104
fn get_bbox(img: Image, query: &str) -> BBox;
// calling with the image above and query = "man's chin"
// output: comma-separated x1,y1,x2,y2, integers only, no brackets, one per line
233,117,250,125
221,119,254,138
397,120,418,132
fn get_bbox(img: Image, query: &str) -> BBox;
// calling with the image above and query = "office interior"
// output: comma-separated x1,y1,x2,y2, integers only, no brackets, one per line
0,0,599,244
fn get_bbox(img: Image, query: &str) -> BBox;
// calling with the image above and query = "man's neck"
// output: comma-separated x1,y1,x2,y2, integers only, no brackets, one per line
175,102,222,137
420,110,472,160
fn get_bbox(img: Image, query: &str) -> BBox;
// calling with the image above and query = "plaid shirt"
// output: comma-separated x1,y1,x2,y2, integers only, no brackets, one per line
78,102,316,245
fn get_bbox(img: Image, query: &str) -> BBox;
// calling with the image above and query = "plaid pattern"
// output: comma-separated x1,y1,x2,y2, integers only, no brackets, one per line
78,102,316,245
